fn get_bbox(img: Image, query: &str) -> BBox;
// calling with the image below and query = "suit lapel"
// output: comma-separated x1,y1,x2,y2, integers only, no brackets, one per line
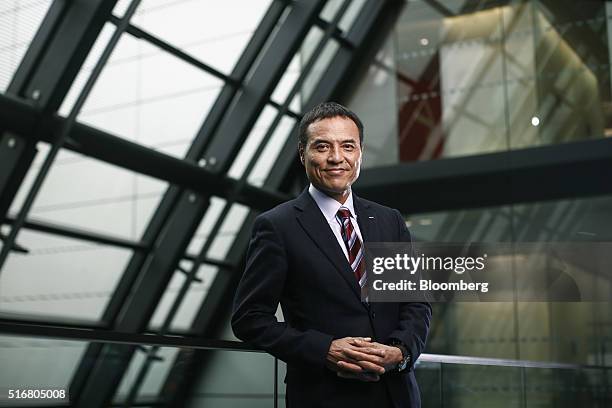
353,194,384,316
294,190,362,300
353,193,379,243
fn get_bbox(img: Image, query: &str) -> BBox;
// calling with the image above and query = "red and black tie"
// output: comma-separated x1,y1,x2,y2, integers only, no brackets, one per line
336,207,367,301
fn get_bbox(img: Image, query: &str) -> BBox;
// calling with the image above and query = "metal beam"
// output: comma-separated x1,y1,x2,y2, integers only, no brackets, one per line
68,0,288,399
354,137,612,214
0,93,289,212
3,215,146,251
0,0,118,224
0,0,144,272
72,1,327,406
6,319,607,371
109,15,237,86
0,2,122,401
202,0,327,175
0,318,261,352
125,0,330,402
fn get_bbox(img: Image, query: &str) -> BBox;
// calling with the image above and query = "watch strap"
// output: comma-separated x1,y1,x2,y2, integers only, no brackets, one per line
388,339,411,371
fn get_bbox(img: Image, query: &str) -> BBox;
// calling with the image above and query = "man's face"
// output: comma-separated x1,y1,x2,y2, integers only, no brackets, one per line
299,116,362,203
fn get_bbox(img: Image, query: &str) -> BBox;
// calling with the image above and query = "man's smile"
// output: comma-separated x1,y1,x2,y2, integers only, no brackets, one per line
325,168,347,175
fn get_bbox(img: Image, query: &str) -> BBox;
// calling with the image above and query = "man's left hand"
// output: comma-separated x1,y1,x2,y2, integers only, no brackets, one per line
344,338,403,372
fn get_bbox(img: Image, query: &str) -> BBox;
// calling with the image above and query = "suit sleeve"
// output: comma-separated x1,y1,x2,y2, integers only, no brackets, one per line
231,214,334,368
388,209,432,371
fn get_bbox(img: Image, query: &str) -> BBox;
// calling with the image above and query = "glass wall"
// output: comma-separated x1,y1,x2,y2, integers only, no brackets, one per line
406,194,612,366
0,0,271,328
348,0,612,168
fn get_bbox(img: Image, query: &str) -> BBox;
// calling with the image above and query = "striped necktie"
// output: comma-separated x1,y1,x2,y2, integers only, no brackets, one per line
336,207,367,301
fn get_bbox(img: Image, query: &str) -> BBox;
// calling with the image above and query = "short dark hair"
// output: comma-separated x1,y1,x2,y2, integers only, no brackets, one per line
297,102,364,148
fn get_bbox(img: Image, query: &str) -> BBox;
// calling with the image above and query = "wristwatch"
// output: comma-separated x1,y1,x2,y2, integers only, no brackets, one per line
389,339,411,372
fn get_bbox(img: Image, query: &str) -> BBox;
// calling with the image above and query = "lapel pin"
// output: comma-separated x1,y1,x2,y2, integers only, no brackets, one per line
368,216,375,219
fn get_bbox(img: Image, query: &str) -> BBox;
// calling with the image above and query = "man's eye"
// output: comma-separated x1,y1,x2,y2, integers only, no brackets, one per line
343,144,355,150
316,145,329,151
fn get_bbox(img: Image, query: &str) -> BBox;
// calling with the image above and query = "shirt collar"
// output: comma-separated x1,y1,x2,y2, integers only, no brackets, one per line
308,184,357,223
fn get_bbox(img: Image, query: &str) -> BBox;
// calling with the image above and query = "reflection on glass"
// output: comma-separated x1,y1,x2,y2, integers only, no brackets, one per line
414,361,442,408
350,0,611,167
148,262,218,332
404,195,612,365
179,348,278,408
0,335,86,402
114,345,179,404
524,367,611,407
206,203,249,261
442,365,523,408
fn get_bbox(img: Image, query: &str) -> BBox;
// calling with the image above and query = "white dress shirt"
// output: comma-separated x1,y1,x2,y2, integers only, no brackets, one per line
308,184,364,261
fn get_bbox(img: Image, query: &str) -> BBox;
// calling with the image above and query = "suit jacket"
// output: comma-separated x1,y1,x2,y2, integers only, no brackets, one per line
232,189,431,408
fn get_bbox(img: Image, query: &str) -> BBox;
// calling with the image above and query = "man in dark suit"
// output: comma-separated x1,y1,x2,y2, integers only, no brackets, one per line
232,102,431,407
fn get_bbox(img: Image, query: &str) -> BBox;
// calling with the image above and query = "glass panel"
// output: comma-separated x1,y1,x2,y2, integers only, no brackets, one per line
206,203,249,261
429,302,519,359
185,196,227,256
442,364,523,408
300,38,340,104
112,0,131,18
271,25,326,107
127,0,271,75
148,261,218,332
183,335,276,408
137,346,178,398
320,0,367,34
403,194,612,363
524,367,610,407
147,266,187,331
0,0,54,93
169,263,218,332
109,324,278,407
247,115,297,187
0,229,131,322
9,146,167,241
114,344,148,401
349,0,612,167
63,31,223,159
0,335,86,402
228,105,278,180
350,34,399,168
113,345,179,403
272,27,341,112
270,53,302,108
414,361,442,408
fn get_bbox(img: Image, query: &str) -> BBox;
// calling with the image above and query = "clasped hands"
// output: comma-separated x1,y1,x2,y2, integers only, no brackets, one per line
326,337,403,382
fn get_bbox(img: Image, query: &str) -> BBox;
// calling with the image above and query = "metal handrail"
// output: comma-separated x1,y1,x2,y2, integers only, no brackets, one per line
417,353,592,370
0,318,610,371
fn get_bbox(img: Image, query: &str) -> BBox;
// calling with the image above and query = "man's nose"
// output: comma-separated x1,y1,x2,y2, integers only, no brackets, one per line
327,146,343,163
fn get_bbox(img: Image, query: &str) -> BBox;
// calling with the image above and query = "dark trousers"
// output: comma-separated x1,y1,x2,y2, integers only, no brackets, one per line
285,376,395,408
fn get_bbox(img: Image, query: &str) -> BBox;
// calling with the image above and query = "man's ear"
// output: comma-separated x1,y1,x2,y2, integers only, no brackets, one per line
298,145,305,165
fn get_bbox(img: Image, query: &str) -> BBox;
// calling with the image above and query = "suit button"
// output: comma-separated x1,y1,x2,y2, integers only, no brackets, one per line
371,312,376,318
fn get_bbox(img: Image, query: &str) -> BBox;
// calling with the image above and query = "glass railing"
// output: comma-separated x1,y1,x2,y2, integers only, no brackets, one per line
415,354,611,408
0,318,610,407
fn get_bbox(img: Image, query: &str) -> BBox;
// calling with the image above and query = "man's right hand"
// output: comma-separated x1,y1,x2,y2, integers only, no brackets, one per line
326,337,386,382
